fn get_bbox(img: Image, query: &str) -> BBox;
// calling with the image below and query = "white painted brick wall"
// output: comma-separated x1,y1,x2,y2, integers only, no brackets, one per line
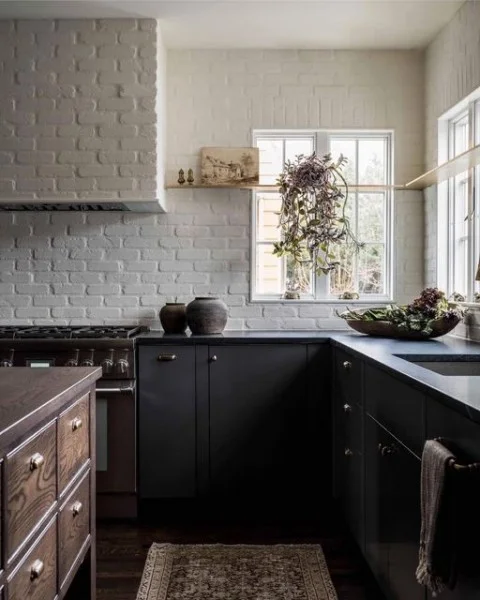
0,36,425,329
425,1,480,172
167,49,424,185
0,187,422,329
0,19,159,201
424,2,480,342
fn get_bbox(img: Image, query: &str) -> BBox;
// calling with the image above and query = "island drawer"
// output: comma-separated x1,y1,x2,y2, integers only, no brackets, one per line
58,393,90,493
6,421,57,562
59,469,90,589
7,515,57,600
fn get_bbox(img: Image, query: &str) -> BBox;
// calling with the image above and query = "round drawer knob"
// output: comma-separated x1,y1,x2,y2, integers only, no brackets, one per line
30,453,45,471
343,403,352,413
71,417,83,432
344,448,354,457
72,501,83,517
343,361,352,371
30,559,44,580
210,355,217,362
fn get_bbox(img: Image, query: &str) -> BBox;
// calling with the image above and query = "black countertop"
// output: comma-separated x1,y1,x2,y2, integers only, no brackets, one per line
138,330,480,422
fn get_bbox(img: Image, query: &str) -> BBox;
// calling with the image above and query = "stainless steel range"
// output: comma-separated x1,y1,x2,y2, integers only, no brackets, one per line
0,325,147,518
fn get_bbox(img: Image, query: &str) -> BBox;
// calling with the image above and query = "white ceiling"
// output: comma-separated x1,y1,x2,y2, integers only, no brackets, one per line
0,0,465,49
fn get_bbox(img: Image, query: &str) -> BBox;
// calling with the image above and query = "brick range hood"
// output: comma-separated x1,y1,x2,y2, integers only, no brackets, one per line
0,19,166,212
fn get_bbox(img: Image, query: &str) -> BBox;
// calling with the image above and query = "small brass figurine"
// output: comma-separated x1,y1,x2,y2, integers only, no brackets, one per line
177,169,185,185
187,169,195,185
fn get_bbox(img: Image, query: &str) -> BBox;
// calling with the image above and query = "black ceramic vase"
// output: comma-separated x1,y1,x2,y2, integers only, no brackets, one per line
186,297,228,334
160,303,187,334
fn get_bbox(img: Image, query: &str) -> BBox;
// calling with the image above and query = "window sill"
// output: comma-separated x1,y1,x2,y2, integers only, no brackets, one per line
249,296,392,305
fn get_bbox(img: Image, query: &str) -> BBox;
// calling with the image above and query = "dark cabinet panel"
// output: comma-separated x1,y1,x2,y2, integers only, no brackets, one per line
425,399,480,599
365,365,425,457
208,344,320,504
365,416,424,600
335,348,363,407
138,346,197,499
333,348,364,549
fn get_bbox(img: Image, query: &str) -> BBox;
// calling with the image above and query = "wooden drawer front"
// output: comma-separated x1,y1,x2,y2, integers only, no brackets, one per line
8,516,57,600
6,422,56,562
365,364,425,457
59,470,90,588
58,394,90,493
335,349,362,407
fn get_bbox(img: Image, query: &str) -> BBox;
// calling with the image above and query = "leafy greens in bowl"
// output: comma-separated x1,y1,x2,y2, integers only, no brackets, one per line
338,288,466,339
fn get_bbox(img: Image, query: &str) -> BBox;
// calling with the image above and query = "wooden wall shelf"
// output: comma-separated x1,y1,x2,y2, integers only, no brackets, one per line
166,183,402,192
406,144,480,190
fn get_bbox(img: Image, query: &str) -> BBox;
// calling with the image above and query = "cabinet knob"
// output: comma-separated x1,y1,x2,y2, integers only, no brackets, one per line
157,354,177,362
30,452,45,471
71,417,83,432
343,361,352,371
72,501,83,517
30,559,44,580
378,443,397,457
344,448,354,457
343,403,352,413
210,355,217,362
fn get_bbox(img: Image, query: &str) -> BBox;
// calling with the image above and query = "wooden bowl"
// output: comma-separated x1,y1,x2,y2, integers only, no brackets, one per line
345,316,461,340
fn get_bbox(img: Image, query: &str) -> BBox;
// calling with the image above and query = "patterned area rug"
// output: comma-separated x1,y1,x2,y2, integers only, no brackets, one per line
136,544,338,600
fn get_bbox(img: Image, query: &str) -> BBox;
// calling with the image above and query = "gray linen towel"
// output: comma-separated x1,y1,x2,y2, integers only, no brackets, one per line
416,439,457,596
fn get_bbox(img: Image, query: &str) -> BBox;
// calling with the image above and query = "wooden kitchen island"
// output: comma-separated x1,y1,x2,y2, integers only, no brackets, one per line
0,367,101,600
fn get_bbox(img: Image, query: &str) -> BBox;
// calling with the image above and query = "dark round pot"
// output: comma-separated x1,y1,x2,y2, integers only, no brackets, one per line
160,303,187,334
186,297,228,335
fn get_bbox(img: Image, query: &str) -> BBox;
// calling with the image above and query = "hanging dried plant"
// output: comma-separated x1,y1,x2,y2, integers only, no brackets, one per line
273,152,363,275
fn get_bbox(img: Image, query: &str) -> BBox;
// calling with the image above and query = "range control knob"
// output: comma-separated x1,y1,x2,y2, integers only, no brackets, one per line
0,349,14,367
116,350,130,375
101,349,115,375
80,349,95,367
65,349,80,367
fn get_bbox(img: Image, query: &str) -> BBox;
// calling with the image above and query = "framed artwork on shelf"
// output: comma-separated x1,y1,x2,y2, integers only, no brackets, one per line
200,147,260,186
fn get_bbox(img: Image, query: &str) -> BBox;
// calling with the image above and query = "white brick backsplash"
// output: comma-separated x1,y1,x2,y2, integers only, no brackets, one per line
0,28,428,329
0,18,159,202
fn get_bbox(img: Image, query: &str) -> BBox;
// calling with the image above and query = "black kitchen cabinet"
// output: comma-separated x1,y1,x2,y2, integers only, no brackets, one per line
138,342,329,510
138,345,197,499
208,344,321,506
333,349,364,550
424,399,480,600
365,415,423,600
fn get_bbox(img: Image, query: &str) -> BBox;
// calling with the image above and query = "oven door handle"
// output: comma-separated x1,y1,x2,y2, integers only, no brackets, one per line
96,386,135,395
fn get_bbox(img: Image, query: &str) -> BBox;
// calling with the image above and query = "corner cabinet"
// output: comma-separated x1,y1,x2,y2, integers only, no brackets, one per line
137,343,330,514
333,350,425,600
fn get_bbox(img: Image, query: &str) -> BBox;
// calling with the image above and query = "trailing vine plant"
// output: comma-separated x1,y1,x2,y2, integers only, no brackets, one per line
273,152,363,276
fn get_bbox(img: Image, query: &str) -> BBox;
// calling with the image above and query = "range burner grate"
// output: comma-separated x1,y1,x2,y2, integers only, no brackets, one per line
0,325,145,340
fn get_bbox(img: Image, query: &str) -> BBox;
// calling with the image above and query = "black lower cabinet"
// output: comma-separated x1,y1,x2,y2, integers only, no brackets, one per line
335,400,364,550
138,342,330,516
425,398,480,600
365,415,424,600
208,344,326,512
138,345,197,499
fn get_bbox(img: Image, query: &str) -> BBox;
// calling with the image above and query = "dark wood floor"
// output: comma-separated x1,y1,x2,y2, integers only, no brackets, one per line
97,508,385,600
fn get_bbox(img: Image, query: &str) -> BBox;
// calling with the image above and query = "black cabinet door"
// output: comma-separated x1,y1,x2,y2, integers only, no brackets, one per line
333,349,364,550
208,344,320,505
138,345,197,499
365,416,424,600
425,399,480,599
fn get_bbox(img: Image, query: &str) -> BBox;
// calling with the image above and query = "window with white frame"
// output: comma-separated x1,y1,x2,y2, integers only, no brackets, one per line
437,94,480,301
252,130,393,301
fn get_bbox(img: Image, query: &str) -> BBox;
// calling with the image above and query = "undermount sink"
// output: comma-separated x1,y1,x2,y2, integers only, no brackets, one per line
395,355,480,376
